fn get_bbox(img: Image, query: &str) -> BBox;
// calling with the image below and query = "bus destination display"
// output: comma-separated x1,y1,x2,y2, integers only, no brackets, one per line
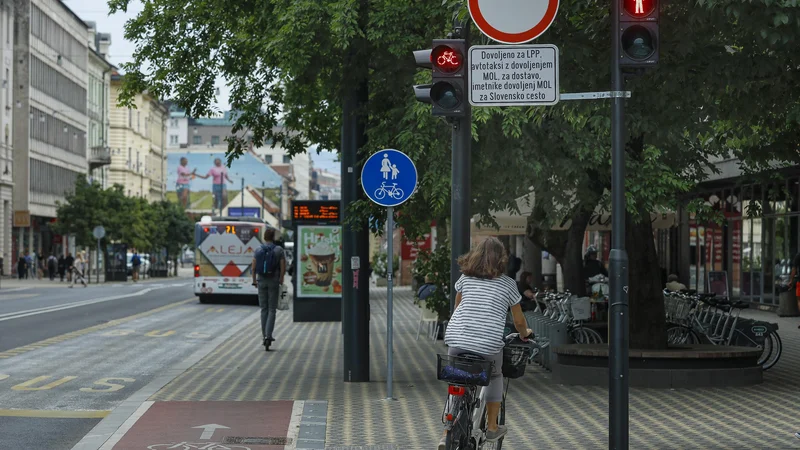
292,201,340,224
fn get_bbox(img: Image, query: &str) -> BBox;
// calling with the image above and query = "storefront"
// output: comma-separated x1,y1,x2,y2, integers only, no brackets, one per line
680,169,800,305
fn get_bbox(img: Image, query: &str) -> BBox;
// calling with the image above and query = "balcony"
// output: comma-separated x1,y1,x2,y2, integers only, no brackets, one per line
89,146,112,169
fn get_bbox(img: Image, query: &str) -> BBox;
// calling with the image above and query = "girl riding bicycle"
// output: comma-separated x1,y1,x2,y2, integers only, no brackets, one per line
439,237,533,448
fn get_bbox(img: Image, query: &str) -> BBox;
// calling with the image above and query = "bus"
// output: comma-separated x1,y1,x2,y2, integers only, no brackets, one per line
193,215,276,304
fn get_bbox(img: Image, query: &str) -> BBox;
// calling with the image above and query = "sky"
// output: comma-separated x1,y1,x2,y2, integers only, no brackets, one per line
69,0,340,174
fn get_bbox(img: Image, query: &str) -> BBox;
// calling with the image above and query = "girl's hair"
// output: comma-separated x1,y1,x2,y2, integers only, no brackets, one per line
457,237,508,279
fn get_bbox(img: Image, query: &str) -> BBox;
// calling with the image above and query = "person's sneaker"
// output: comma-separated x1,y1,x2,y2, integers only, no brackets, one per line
438,435,446,450
485,425,508,442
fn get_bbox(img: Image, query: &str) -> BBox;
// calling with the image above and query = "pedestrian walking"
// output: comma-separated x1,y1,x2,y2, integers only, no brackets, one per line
16,256,26,280
65,252,74,282
47,254,57,281
69,253,87,288
24,252,32,279
251,228,286,351
131,250,142,282
57,255,66,282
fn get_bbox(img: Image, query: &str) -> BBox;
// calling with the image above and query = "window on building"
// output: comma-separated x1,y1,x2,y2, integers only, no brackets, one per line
283,155,291,164
211,135,220,145
169,135,178,145
170,119,178,127
193,135,202,145
264,155,273,164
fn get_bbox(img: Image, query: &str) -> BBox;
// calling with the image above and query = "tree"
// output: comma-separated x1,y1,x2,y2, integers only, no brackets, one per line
111,0,800,349
152,200,194,274
53,176,108,249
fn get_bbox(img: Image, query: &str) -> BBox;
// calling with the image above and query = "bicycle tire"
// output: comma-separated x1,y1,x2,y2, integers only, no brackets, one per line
583,327,604,344
762,332,782,371
731,330,771,368
446,401,471,450
569,327,589,344
374,188,386,200
667,326,700,345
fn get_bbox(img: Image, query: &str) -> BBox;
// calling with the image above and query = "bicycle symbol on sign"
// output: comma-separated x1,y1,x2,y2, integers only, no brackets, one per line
373,182,405,201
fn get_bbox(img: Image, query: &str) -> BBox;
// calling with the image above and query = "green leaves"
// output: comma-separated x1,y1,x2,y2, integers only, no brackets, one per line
56,177,193,255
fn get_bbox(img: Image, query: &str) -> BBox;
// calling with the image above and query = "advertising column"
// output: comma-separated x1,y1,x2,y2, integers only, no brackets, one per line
291,200,342,322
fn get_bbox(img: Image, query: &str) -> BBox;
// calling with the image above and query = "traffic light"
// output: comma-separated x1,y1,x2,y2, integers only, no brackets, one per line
619,0,658,68
412,39,467,117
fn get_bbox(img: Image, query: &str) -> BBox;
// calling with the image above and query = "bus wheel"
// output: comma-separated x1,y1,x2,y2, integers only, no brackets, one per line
198,295,210,304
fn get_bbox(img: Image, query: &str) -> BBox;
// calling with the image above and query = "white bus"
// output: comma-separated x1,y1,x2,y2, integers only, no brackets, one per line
193,215,276,304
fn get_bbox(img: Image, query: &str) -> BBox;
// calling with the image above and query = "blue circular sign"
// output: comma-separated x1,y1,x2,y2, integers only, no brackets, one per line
361,149,418,207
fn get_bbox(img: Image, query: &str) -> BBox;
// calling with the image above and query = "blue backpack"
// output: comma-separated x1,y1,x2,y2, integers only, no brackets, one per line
255,243,279,276
131,254,141,266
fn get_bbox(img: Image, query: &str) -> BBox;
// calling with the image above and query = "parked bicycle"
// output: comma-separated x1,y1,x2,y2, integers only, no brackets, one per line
529,291,604,344
438,331,547,449
664,290,782,370
373,182,404,200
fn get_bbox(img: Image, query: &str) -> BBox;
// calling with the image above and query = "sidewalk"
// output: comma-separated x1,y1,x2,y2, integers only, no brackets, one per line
0,267,193,289
96,288,800,449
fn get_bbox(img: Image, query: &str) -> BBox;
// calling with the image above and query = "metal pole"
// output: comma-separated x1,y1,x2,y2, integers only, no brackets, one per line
261,181,265,219
449,25,471,315
96,239,100,284
386,206,394,399
241,177,245,216
609,0,630,448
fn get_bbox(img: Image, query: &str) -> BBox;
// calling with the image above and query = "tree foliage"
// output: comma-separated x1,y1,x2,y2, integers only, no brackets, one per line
110,0,800,347
54,177,193,258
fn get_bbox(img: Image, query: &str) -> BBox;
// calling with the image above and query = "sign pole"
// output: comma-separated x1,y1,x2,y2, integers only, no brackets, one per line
96,239,101,284
609,0,630,448
386,206,394,400
450,24,471,315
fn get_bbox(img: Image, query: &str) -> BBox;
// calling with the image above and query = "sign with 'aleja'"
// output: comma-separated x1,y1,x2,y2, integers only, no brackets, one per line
469,44,559,107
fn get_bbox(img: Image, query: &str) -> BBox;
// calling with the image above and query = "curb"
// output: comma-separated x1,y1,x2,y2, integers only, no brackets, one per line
71,309,260,450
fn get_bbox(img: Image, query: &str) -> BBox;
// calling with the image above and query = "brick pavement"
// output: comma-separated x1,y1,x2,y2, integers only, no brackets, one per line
151,288,800,449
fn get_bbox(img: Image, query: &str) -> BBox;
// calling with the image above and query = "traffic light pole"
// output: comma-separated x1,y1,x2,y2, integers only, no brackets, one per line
449,25,471,315
609,0,630,448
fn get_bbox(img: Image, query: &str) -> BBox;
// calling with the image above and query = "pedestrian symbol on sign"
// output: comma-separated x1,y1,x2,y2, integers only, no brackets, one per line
380,153,401,180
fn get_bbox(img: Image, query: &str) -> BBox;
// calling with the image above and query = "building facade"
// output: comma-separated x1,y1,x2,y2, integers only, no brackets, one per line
0,0,12,274
109,74,167,202
13,0,90,261
86,23,112,188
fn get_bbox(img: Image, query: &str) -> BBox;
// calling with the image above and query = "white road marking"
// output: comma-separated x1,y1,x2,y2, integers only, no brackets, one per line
285,400,305,450
192,423,230,440
0,288,158,322
96,401,154,450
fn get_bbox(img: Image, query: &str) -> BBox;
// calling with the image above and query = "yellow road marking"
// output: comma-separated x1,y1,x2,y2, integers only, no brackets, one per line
144,330,176,337
0,374,8,381
0,408,110,418
80,377,137,393
12,376,78,391
0,298,194,360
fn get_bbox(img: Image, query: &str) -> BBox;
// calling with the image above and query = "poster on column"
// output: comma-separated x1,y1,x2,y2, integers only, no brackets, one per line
296,225,343,298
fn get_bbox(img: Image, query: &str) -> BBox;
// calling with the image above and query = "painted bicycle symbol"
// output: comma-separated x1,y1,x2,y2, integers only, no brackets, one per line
147,443,251,450
373,182,405,200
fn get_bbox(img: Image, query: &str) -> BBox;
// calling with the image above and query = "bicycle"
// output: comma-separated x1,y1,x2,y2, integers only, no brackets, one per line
437,332,545,450
531,291,604,344
664,291,782,370
373,182,404,200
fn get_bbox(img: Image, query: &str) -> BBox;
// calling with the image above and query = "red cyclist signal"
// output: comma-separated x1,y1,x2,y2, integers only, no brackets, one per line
431,45,463,74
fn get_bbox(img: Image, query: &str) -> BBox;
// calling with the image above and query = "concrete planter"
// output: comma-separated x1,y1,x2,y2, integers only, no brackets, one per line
376,277,388,287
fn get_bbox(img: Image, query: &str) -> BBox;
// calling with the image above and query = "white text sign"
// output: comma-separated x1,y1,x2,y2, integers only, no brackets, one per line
469,44,559,107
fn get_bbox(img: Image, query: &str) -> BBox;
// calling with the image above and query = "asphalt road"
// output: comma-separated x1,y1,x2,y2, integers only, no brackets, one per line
0,278,259,450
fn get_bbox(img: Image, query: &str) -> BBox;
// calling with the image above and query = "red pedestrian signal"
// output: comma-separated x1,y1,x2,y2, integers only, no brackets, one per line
623,0,656,19
619,0,659,68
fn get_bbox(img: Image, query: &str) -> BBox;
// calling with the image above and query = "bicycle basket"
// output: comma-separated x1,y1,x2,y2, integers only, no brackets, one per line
437,354,493,386
502,343,533,379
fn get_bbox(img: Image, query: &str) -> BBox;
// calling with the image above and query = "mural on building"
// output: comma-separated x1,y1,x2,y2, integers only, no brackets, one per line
166,152,283,213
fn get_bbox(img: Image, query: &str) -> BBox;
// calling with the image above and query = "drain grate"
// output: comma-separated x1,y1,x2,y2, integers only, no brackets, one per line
222,436,291,445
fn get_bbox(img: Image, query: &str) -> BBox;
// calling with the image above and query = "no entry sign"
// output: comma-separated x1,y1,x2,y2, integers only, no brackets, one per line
468,0,560,44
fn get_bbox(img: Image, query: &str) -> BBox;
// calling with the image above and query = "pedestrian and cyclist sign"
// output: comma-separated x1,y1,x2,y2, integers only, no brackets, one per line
361,149,418,207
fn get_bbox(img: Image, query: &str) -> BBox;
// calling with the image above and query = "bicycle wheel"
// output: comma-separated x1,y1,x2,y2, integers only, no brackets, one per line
762,332,782,371
667,326,700,345
569,327,589,344
583,327,604,344
731,330,770,368
394,188,405,198
446,401,471,450
374,188,386,200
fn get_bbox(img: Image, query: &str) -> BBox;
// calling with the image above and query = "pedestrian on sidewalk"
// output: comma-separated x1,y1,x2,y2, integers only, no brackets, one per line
65,253,74,282
69,253,87,288
16,256,26,280
24,252,32,279
57,255,66,282
47,254,57,281
252,228,286,351
439,237,533,448
131,250,142,282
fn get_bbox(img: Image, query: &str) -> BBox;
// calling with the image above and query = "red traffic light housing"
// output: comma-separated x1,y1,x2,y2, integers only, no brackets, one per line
619,0,659,68
412,39,467,117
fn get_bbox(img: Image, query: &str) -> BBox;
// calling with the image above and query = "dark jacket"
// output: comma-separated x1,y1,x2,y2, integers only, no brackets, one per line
584,259,608,279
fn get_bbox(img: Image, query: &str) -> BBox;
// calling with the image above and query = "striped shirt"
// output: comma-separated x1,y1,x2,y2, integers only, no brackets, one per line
444,274,521,355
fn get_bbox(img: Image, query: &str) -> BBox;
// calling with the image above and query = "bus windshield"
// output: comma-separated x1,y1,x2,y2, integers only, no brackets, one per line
195,222,264,277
